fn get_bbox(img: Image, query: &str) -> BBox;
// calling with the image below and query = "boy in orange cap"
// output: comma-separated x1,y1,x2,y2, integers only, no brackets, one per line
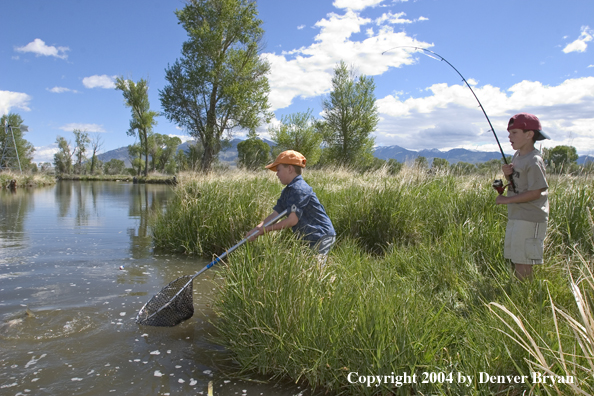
495,113,549,280
247,150,336,258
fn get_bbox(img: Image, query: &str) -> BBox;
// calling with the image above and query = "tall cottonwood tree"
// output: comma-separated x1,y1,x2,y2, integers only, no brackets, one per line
73,129,90,174
160,0,271,172
320,61,378,167
115,77,158,177
0,113,35,171
53,136,73,174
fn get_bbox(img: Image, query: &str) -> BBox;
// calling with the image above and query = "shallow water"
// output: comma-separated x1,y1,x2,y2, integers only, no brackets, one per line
0,181,307,396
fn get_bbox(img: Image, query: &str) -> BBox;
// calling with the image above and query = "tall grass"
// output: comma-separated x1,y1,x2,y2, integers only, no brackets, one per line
152,168,594,395
0,171,55,187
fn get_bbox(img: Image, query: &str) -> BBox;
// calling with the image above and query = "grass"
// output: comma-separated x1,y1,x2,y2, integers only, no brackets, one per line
0,171,56,188
151,167,594,395
56,173,177,183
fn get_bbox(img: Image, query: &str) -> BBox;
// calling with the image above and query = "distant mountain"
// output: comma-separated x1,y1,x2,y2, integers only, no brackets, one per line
373,145,505,165
96,139,594,168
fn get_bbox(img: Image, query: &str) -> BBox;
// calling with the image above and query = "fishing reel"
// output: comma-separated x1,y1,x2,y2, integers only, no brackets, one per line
492,179,509,195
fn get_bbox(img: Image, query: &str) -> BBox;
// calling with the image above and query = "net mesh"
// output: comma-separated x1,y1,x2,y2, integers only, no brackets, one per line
136,275,195,327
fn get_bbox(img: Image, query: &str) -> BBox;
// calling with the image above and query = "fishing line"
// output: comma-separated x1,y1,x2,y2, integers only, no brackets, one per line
382,46,516,192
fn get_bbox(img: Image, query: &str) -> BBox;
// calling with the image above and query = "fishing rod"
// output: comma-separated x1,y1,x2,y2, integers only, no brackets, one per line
382,46,517,193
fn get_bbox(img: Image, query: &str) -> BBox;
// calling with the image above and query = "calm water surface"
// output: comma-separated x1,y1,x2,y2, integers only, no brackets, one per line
0,181,307,396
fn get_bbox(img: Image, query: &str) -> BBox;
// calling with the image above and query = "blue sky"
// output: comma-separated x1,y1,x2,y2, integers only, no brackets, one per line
2,0,593,163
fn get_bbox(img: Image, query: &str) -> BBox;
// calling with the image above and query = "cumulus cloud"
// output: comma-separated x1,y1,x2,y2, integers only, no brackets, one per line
33,144,59,163
375,11,412,25
333,0,386,11
263,8,430,110
47,87,78,94
59,123,106,133
375,76,594,154
15,38,69,59
563,26,593,53
0,90,32,115
82,75,116,89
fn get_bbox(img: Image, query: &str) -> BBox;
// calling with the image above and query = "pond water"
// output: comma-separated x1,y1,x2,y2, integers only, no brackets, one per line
0,181,307,396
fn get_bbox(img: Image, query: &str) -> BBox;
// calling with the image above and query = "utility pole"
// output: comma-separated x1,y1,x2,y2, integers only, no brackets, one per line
0,120,28,173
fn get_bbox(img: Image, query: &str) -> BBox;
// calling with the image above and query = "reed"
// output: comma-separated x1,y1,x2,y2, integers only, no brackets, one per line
152,168,594,395
0,171,56,187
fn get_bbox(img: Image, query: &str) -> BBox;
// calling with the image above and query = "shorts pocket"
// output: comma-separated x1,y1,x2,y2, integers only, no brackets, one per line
525,238,544,260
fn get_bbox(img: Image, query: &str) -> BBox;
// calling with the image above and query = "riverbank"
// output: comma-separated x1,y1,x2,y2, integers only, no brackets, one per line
57,174,178,184
151,168,594,395
0,171,56,188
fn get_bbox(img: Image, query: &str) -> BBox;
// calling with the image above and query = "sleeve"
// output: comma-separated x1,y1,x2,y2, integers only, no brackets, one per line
527,156,548,191
273,185,311,219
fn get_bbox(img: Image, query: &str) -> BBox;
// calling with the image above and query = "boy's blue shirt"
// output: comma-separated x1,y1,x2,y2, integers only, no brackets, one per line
273,175,335,245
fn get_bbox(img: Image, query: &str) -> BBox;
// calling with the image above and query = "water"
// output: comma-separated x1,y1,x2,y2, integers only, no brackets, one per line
0,182,307,396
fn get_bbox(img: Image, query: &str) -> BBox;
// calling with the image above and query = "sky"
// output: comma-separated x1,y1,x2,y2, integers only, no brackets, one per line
1,0,593,164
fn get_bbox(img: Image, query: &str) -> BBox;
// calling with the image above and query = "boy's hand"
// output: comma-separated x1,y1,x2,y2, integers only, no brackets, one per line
495,195,509,205
502,164,514,177
246,226,264,241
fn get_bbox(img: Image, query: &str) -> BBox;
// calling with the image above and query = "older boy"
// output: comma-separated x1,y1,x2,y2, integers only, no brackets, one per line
496,113,549,280
247,150,336,257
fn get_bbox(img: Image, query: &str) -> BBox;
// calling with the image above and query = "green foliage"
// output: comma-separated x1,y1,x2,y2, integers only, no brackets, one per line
543,145,579,174
148,133,182,173
0,113,35,172
115,77,159,177
237,131,270,170
431,157,449,170
159,0,272,172
103,159,126,175
269,109,322,166
414,155,428,169
450,161,477,175
53,136,73,174
320,61,378,167
73,129,90,174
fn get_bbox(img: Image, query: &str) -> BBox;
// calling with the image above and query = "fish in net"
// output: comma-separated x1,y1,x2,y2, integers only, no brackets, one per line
136,275,195,327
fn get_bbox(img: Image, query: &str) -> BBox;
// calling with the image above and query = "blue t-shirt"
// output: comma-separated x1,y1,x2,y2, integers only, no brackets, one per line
272,175,335,245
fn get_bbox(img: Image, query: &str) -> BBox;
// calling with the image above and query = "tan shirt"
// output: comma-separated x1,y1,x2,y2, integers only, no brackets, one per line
507,149,549,223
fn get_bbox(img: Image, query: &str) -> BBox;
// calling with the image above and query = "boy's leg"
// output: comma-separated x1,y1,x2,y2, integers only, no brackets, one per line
504,220,546,281
313,235,336,267
513,263,533,280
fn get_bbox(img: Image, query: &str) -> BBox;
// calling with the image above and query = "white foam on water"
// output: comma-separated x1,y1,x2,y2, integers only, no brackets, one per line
190,379,197,386
24,353,47,368
154,370,163,377
150,350,160,355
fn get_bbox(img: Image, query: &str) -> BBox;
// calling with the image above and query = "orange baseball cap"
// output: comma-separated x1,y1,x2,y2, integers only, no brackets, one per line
265,150,307,172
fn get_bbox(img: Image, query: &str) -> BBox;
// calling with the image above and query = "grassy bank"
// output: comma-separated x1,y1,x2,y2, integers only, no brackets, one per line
152,168,594,395
0,171,56,188
57,174,177,183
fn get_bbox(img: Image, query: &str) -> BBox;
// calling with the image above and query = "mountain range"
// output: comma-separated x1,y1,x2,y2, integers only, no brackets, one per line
97,138,594,168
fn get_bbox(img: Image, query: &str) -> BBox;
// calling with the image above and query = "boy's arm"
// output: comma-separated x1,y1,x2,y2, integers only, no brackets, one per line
246,211,298,241
495,188,546,205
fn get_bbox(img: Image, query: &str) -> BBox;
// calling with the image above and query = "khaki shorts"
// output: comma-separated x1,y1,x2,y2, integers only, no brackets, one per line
504,219,546,264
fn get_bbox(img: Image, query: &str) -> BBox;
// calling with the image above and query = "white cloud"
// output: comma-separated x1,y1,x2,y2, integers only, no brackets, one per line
376,11,412,25
59,123,106,133
82,75,116,89
167,134,194,143
47,87,78,94
562,26,593,53
15,38,69,59
0,90,32,115
417,16,428,22
297,25,306,30
375,77,594,154
333,0,386,11
33,144,59,163
264,9,430,110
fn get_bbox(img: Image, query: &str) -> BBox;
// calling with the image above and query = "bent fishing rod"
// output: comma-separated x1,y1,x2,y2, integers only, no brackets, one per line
382,46,517,193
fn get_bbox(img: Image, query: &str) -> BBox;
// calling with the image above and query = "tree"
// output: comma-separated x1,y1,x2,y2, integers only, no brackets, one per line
269,109,323,166
89,134,103,175
115,77,158,177
320,61,378,167
543,145,579,173
159,0,272,172
450,161,476,175
431,157,449,170
152,134,182,173
53,136,73,174
237,130,270,170
103,159,126,175
414,156,428,169
127,143,144,176
73,129,90,174
0,113,35,172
